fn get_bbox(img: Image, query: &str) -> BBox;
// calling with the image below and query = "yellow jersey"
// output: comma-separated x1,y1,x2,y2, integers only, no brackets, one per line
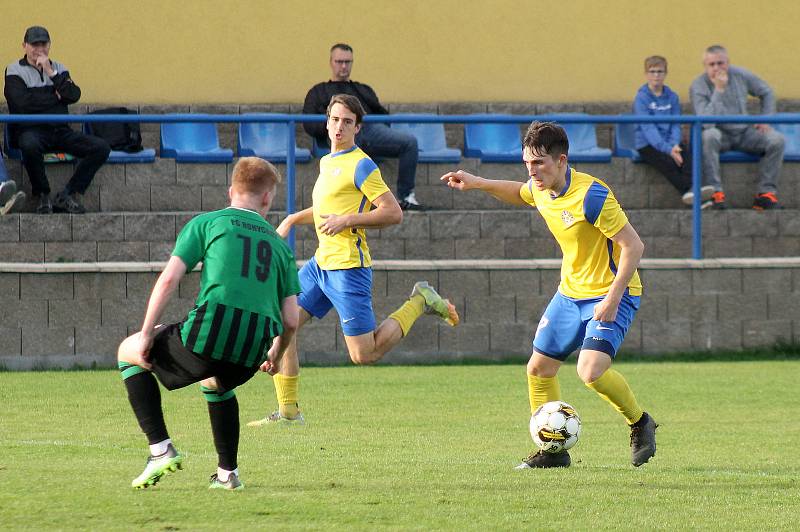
519,167,643,299
312,145,390,269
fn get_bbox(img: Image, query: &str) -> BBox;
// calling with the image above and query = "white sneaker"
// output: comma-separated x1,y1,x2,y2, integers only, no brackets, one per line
131,443,184,489
682,185,714,206
0,181,26,215
399,191,426,211
246,410,305,427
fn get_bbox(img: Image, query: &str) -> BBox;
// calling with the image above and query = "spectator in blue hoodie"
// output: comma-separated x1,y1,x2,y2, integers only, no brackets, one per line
634,56,713,207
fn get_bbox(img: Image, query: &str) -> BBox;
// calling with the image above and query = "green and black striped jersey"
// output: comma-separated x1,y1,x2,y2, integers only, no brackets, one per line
172,207,300,367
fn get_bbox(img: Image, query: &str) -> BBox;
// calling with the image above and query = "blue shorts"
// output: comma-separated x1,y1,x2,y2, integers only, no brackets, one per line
532,291,640,361
298,257,376,336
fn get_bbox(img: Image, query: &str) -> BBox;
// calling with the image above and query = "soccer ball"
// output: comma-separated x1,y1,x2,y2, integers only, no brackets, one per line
530,400,582,453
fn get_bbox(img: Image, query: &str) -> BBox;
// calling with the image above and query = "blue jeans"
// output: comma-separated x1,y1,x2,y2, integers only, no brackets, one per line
356,123,418,199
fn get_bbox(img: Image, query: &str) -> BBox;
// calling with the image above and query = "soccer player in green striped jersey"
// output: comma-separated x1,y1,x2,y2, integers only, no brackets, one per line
117,157,300,490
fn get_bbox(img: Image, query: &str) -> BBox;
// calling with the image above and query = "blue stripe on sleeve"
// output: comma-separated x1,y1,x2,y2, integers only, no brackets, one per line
354,158,379,190
583,181,609,225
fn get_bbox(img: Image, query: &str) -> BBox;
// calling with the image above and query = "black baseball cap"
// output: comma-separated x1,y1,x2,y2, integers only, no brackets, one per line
24,26,50,44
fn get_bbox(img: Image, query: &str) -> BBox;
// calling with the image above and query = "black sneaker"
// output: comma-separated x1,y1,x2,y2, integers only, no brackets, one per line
514,449,571,469
53,190,86,214
36,194,53,214
630,412,658,467
399,192,426,211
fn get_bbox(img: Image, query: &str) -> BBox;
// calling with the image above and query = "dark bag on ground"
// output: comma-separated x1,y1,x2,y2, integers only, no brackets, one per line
88,107,143,153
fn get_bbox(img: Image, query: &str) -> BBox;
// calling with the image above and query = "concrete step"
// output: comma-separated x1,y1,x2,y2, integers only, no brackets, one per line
1,258,798,369
3,157,800,212
1,209,798,262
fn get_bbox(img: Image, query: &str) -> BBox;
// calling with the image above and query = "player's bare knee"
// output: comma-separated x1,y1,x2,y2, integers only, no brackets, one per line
576,364,604,384
349,349,379,365
117,334,137,363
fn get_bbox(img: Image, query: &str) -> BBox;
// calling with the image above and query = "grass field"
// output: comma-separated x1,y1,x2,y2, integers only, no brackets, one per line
2,360,799,530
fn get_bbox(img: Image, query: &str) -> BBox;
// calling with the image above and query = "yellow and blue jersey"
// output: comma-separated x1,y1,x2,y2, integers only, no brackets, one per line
519,167,643,299
312,145,390,269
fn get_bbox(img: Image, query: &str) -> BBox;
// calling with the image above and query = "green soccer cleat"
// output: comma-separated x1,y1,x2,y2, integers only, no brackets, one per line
246,410,305,428
209,472,244,491
410,281,459,326
131,444,184,489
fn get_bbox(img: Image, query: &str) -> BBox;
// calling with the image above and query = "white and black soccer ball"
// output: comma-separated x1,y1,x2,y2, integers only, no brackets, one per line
530,400,582,453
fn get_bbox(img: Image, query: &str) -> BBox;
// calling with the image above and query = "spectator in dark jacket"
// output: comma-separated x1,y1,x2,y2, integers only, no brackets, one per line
4,26,109,214
303,43,424,210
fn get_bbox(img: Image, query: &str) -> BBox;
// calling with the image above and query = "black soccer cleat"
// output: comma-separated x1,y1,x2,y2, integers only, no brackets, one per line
630,412,658,467
514,449,571,469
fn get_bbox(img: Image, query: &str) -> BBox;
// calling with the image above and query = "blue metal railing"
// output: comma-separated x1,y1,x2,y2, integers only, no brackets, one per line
4,112,800,258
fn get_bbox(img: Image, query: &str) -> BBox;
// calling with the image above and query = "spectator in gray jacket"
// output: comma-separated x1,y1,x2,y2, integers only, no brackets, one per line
690,45,784,210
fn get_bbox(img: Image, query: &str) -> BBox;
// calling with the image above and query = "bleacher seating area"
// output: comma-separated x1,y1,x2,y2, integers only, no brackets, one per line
2,101,800,365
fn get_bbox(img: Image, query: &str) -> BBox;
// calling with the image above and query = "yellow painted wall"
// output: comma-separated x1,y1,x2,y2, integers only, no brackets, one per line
2,0,799,104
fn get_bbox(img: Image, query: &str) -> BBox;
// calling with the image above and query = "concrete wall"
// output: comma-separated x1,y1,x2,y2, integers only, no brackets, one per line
2,1,800,103
1,259,798,370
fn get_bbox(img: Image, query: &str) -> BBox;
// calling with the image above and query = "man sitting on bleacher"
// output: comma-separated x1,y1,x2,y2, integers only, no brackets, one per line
690,44,784,210
302,43,424,210
4,26,109,214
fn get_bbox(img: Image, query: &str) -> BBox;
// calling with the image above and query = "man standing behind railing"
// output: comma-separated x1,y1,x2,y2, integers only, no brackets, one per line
302,43,425,211
690,44,784,210
4,26,109,214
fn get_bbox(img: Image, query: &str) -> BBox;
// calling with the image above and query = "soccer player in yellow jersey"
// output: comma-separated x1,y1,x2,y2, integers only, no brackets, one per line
248,94,459,427
442,121,657,469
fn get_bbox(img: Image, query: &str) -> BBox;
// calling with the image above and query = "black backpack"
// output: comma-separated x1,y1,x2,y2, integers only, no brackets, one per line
88,107,143,153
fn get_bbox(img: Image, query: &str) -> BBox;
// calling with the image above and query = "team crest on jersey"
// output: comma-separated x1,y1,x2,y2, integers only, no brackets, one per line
561,210,575,226
330,167,341,176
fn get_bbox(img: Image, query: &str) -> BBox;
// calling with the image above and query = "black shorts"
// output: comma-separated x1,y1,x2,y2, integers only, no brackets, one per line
150,324,258,394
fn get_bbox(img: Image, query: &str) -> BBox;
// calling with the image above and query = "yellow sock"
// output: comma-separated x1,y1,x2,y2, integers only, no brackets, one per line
388,295,425,336
274,374,299,418
586,369,643,425
527,374,561,414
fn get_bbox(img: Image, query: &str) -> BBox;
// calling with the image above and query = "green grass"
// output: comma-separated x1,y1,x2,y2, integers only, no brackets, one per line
2,362,799,530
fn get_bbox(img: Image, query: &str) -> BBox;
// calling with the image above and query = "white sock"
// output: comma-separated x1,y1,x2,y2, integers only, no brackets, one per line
216,467,238,482
149,439,171,456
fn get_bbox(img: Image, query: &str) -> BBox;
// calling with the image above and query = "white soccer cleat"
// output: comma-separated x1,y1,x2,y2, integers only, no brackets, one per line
246,410,305,427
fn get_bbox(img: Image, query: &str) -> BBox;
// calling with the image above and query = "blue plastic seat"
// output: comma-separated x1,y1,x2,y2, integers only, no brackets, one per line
311,138,329,158
390,115,461,163
463,115,522,162
160,122,233,163
551,113,612,163
83,123,155,163
4,123,75,162
238,115,311,163
770,114,800,162
719,150,759,163
613,117,642,162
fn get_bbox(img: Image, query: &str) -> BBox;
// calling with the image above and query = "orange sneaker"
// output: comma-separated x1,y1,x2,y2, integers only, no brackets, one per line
752,192,779,210
710,191,727,210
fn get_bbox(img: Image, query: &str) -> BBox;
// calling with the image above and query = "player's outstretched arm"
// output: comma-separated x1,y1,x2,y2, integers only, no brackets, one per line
317,191,402,236
276,207,314,238
441,170,527,206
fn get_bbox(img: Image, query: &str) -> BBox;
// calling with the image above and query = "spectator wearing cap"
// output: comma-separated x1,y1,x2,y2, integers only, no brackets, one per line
4,25,109,214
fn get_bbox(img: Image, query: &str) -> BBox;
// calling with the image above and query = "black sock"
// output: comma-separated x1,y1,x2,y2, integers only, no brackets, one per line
207,394,239,471
632,412,650,427
123,370,169,445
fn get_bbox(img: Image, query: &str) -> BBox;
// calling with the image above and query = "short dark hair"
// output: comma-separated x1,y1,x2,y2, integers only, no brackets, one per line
330,43,353,54
523,121,569,158
705,44,727,55
327,94,366,125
